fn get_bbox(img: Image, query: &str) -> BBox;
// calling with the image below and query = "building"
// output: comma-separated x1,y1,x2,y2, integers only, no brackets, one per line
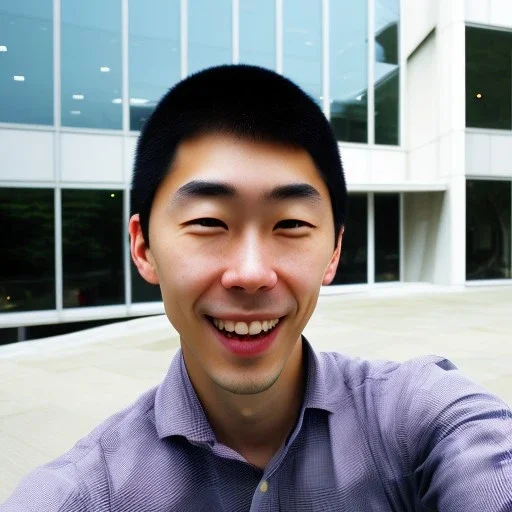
1,0,511,343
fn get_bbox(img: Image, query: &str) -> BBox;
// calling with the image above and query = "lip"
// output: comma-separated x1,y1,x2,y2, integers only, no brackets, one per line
206,315,283,358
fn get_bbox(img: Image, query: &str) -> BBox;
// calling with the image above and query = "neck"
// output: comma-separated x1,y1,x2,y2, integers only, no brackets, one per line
187,338,306,469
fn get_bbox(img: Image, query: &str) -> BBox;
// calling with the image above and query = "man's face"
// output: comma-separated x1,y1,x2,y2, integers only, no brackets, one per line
131,133,341,395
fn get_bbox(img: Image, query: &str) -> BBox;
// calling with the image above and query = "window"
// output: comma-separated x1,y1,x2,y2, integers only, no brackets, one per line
331,194,368,284
374,0,399,145
329,0,368,142
466,26,512,130
61,0,122,129
62,189,125,307
188,0,232,75
0,188,55,311
466,180,511,280
375,193,400,281
239,0,275,70
129,0,181,131
0,0,53,125
283,0,322,105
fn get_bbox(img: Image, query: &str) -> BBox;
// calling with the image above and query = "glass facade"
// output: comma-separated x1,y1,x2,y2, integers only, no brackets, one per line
129,0,181,131
0,188,55,311
62,189,125,307
375,193,400,282
61,0,122,129
374,0,399,145
239,0,275,69
466,27,512,130
0,0,53,125
466,180,511,280
330,0,368,142
188,0,232,75
283,0,322,105
332,194,368,285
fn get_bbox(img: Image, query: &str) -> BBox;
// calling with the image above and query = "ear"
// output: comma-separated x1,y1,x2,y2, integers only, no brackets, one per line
322,227,343,286
129,214,160,285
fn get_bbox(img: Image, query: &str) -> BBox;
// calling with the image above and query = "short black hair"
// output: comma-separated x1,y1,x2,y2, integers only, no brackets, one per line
132,64,347,247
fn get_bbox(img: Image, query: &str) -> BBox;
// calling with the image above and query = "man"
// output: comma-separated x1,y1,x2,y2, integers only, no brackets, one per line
2,65,511,511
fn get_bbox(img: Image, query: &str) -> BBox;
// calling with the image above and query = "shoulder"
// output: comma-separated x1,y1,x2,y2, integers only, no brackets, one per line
1,386,158,512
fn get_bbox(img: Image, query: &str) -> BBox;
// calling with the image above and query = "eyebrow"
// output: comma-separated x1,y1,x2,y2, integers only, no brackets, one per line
172,180,323,206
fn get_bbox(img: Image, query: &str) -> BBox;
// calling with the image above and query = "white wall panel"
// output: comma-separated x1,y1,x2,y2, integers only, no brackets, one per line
438,0,465,30
465,132,491,176
338,145,370,186
439,131,465,178
61,133,123,183
0,129,54,182
407,34,437,150
490,134,512,176
465,0,490,24
369,149,406,182
404,0,437,57
124,136,138,183
408,142,438,181
489,0,512,28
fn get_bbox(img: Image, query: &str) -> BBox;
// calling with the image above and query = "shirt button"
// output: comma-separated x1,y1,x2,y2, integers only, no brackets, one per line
260,480,268,493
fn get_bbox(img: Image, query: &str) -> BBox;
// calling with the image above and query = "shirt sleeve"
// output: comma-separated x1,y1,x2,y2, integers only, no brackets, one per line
0,465,87,512
404,360,512,512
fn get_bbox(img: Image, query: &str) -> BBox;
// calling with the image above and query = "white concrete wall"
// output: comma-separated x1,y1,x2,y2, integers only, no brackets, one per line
466,0,512,28
403,192,444,282
0,129,55,182
404,0,438,57
466,131,512,177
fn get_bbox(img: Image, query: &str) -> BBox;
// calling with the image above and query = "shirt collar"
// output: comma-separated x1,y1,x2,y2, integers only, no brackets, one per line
154,337,337,442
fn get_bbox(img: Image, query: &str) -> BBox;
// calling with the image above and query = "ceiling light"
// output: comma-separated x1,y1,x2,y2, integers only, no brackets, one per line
111,98,122,104
110,193,116,198
100,66,110,72
0,45,7,52
72,94,84,100
70,110,81,115
13,75,25,81
476,93,482,99
129,98,149,106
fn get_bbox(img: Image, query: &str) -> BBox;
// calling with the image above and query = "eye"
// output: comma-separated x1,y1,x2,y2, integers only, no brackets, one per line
274,219,314,230
185,218,228,229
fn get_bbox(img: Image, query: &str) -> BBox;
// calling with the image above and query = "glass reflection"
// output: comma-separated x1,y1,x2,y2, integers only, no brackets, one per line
466,27,512,130
62,189,125,307
0,0,53,125
188,0,232,75
0,188,55,311
239,0,275,70
375,193,400,281
330,0,368,142
129,0,181,131
283,0,322,105
375,0,399,145
466,180,511,280
331,194,368,284
61,0,122,129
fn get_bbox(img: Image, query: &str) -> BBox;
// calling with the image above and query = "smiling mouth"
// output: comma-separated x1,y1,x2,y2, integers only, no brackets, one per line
207,316,281,340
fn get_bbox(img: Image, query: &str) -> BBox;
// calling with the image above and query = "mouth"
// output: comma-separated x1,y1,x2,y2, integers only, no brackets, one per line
206,316,282,341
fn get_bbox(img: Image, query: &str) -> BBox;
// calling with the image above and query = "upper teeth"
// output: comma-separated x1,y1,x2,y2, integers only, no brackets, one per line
212,318,280,335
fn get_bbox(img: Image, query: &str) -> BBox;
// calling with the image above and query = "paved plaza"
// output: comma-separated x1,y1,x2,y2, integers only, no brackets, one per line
1,284,511,501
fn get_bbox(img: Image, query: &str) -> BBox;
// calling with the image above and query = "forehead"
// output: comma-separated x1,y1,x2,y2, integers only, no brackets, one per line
157,132,331,201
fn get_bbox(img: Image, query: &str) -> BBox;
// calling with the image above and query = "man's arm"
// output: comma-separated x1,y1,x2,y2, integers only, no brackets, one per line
405,361,512,511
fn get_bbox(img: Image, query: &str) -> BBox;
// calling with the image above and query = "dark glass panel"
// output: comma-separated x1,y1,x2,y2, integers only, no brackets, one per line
375,193,400,282
62,189,125,307
466,27,512,130
331,194,368,284
466,180,511,280
0,188,55,311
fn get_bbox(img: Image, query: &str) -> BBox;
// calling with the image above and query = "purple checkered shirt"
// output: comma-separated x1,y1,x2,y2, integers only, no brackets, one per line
2,339,512,511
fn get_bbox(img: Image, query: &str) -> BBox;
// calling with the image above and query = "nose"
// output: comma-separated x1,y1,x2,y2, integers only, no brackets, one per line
221,232,278,293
